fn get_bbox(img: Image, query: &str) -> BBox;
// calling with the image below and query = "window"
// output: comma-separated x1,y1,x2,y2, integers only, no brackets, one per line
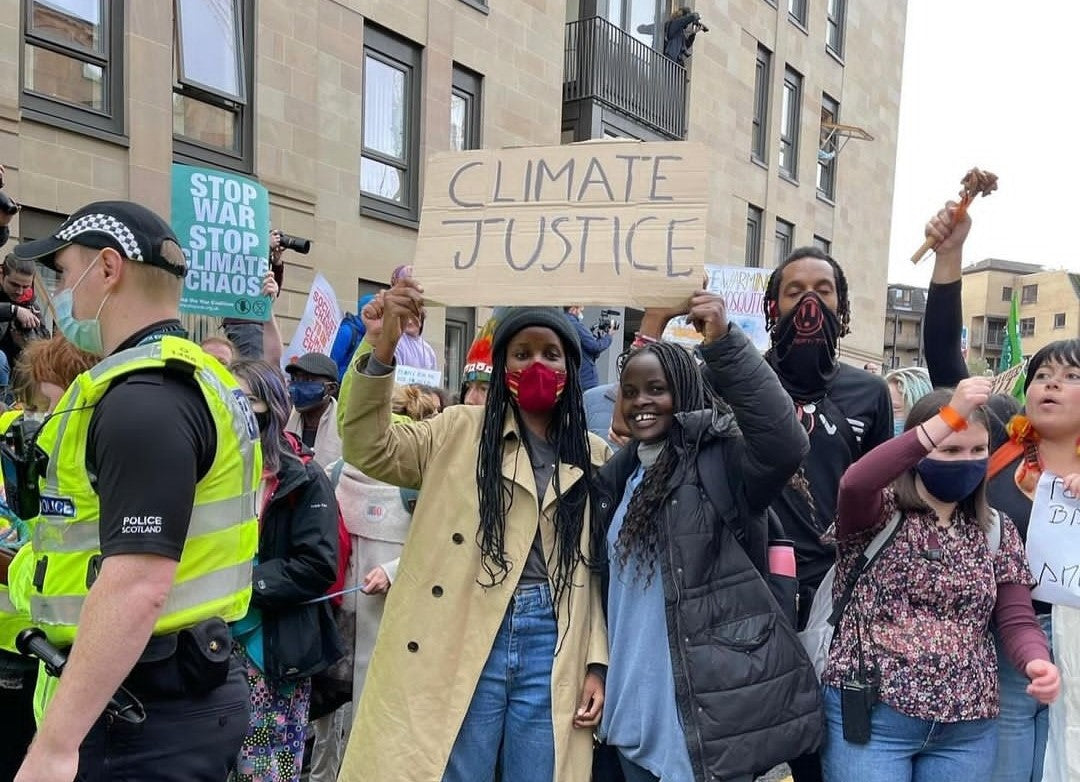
986,318,1006,346
775,218,794,266
1055,312,1067,330
752,45,771,162
788,0,807,27
817,94,839,199
813,234,831,254
779,67,802,180
21,0,124,137
444,307,475,397
826,0,846,57
745,205,763,267
450,65,482,152
173,0,255,171
361,26,423,225
1001,286,1013,302
1020,317,1036,338
1022,284,1039,304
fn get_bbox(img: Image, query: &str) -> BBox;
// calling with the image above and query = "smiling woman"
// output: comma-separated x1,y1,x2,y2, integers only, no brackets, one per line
592,288,820,782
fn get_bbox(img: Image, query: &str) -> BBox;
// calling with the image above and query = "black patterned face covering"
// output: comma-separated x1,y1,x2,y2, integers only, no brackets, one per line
767,292,840,404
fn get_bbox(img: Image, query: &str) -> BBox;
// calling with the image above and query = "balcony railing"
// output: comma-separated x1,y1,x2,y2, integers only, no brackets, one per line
564,16,688,139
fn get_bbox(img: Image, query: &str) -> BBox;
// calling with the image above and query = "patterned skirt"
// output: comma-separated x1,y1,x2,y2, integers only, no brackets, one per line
230,645,313,782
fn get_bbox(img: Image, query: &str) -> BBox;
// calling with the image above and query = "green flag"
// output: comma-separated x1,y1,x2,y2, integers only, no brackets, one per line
996,291,1025,400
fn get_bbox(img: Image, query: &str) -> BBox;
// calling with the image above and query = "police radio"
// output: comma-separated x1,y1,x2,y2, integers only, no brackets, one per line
1,416,45,521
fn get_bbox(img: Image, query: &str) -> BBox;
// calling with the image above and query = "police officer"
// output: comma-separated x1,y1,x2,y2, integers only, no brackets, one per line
10,201,262,782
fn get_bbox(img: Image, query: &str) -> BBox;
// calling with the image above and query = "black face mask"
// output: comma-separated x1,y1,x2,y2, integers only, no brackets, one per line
767,292,840,403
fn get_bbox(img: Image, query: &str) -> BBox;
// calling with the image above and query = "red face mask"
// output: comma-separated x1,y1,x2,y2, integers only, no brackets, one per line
505,362,567,414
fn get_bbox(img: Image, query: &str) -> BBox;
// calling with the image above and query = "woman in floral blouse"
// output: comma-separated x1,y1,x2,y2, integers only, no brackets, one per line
821,377,1060,781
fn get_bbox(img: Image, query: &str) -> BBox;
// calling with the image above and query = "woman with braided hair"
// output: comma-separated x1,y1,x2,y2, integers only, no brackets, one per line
592,290,819,782
337,275,609,782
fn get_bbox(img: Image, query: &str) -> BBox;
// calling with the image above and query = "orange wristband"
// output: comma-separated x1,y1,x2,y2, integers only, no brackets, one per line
939,405,968,432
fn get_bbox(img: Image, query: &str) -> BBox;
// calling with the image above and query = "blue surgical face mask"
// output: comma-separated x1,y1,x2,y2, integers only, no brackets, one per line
288,380,328,411
53,253,109,355
915,457,988,503
893,419,906,438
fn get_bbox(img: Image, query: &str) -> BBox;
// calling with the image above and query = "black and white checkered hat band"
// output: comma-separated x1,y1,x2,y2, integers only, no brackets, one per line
55,213,144,260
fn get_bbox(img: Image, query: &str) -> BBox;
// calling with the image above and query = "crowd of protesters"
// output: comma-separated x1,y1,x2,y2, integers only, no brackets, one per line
0,188,1076,782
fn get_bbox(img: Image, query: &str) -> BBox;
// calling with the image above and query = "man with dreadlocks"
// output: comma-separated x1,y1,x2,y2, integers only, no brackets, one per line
337,275,609,782
751,246,892,782
592,290,819,782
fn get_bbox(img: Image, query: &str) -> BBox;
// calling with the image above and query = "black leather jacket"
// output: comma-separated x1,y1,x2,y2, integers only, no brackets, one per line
593,326,821,780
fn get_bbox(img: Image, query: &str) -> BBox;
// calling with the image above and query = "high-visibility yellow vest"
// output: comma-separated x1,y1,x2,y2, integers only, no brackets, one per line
27,336,261,647
0,409,35,654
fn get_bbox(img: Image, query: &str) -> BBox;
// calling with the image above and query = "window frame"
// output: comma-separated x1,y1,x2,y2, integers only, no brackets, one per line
1054,312,1067,330
360,24,423,227
775,217,794,266
21,0,126,139
788,0,808,28
752,45,771,164
813,234,831,255
172,0,255,173
1021,284,1039,304
817,93,839,200
779,66,802,181
1019,317,1036,338
745,204,763,267
450,63,483,152
826,0,846,59
1001,286,1013,302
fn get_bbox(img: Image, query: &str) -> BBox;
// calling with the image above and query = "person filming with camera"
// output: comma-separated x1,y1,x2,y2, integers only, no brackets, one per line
564,305,617,392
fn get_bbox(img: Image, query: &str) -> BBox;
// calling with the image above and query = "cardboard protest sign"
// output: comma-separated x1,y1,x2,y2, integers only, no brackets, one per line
394,365,443,387
662,264,772,350
413,140,708,307
1028,471,1080,608
282,274,343,368
991,360,1027,398
172,164,271,321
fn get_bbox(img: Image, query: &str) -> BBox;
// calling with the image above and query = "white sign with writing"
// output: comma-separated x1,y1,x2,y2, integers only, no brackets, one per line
394,365,443,387
1028,471,1080,608
282,274,343,369
662,264,772,350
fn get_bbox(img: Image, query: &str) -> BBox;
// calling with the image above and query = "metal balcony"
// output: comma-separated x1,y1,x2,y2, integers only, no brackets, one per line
563,16,689,140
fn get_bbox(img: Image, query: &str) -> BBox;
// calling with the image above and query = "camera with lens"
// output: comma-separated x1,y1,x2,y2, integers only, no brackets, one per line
1,416,45,521
276,232,311,255
592,309,620,337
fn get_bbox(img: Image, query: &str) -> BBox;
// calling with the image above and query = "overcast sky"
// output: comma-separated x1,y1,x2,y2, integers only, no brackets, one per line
886,1,1075,287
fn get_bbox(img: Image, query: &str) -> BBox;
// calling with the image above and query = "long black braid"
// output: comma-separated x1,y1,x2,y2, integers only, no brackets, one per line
762,245,852,522
763,246,852,337
474,345,594,621
614,341,712,583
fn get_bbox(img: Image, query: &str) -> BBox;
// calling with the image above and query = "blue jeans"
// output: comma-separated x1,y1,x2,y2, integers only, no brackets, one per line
821,686,997,782
442,583,557,782
992,613,1053,782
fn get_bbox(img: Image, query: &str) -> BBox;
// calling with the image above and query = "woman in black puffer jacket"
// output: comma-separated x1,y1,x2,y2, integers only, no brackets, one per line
592,291,820,782
229,359,342,782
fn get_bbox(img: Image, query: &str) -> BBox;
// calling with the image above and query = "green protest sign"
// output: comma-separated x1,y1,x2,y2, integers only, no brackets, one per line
172,163,271,321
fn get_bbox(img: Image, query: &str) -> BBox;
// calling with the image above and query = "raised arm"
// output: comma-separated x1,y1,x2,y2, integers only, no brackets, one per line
693,291,809,514
836,376,992,537
923,201,972,387
340,278,458,489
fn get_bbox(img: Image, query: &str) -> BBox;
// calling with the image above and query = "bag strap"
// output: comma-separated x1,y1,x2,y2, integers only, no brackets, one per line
328,458,346,491
826,509,903,627
987,508,1001,554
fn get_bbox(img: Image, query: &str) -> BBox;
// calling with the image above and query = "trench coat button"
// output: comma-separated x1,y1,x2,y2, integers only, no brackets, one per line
407,641,420,653
432,585,444,597
452,533,465,544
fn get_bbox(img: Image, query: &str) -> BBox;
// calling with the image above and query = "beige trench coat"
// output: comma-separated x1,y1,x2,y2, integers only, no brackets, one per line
338,370,609,782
